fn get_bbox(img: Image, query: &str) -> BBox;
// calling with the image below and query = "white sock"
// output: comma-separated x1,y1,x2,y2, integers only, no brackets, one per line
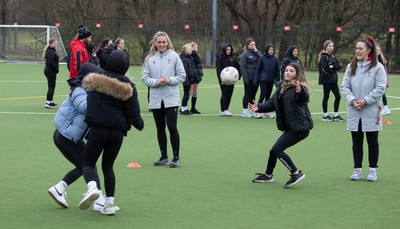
105,197,115,205
323,113,329,117
87,181,97,190
369,168,376,172
243,109,248,113
46,101,52,104
334,112,339,117
355,168,362,172
55,181,68,192
384,105,388,110
181,106,187,111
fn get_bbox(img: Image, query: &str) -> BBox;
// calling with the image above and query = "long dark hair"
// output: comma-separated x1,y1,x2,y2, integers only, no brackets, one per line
350,37,377,76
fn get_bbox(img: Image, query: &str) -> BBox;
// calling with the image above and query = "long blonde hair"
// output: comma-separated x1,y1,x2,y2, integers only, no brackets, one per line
144,31,174,63
43,38,57,61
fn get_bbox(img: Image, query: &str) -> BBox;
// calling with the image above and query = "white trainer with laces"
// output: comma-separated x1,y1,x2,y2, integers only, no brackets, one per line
79,181,99,210
100,197,116,215
48,186,68,208
93,194,120,212
367,168,378,182
350,168,363,181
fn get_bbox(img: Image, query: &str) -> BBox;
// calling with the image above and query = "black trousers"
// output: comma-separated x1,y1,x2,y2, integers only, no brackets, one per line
322,83,341,113
181,84,191,107
44,69,57,101
258,82,274,103
219,84,234,111
351,120,379,168
265,130,310,175
152,101,180,159
242,80,258,108
53,129,101,189
83,127,124,197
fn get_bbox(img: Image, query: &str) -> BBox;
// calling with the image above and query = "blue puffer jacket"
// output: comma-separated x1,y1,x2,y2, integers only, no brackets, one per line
54,78,89,143
254,50,280,84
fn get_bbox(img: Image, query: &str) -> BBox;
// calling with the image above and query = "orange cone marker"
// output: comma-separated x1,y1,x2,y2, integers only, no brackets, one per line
127,162,141,168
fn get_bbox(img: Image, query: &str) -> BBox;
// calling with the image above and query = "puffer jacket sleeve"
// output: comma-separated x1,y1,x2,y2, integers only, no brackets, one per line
71,87,87,114
257,91,277,113
364,64,386,106
341,64,357,106
125,85,144,130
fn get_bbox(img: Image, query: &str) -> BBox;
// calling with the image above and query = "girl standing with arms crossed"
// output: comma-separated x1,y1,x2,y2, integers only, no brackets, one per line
250,63,313,188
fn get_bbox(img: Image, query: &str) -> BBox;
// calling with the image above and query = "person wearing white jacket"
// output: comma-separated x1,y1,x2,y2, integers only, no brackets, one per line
142,31,186,168
341,37,386,182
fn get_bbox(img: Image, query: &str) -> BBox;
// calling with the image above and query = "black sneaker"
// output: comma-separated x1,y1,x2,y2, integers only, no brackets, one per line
333,115,345,122
179,110,191,115
169,159,181,168
153,157,168,166
252,173,274,183
322,115,333,122
45,102,58,109
190,108,201,114
284,170,305,188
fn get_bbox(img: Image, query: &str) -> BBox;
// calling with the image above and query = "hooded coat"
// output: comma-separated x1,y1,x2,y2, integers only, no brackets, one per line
180,53,196,87
69,38,90,79
216,44,241,84
341,61,386,132
254,44,280,84
280,45,303,79
53,63,103,143
83,51,144,133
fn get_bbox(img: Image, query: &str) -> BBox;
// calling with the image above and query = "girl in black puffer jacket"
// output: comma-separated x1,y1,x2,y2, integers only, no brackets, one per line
179,43,196,115
79,50,144,215
250,62,313,189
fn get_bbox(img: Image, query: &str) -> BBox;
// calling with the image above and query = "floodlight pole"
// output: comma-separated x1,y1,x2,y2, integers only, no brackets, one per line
211,0,217,66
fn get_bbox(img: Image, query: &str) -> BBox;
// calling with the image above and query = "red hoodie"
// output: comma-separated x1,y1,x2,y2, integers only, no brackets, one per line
69,38,89,78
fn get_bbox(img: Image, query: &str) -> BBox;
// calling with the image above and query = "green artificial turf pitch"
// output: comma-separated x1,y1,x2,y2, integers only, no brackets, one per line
0,63,399,228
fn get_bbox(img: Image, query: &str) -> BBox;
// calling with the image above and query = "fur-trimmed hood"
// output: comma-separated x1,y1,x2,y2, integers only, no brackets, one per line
83,73,132,101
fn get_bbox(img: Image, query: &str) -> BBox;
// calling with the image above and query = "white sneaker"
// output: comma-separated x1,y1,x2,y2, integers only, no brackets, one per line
79,182,99,210
220,110,232,116
350,168,363,181
93,194,120,212
262,113,275,119
100,198,115,215
241,111,253,118
381,108,391,115
48,186,68,208
254,113,263,119
367,168,378,182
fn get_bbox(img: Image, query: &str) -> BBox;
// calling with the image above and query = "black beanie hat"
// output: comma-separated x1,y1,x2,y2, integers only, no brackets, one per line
78,26,92,39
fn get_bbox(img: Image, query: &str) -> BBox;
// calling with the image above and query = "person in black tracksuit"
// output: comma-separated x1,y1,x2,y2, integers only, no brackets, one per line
79,50,144,215
216,43,241,116
318,40,343,122
250,62,313,189
43,38,59,109
179,43,196,115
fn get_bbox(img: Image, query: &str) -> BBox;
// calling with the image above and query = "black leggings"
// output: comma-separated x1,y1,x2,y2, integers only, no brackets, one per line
152,101,180,159
219,84,234,111
351,120,379,168
258,82,274,103
83,127,124,197
265,130,310,175
53,129,101,189
181,85,191,107
322,84,341,113
382,93,387,106
44,69,57,101
242,80,258,108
